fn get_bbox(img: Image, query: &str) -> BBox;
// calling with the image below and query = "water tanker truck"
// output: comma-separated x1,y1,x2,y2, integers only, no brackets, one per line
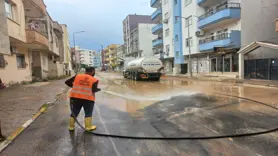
123,57,164,81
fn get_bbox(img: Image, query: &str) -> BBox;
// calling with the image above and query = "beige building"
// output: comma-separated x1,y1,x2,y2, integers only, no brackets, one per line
104,44,119,70
0,0,66,85
61,24,72,75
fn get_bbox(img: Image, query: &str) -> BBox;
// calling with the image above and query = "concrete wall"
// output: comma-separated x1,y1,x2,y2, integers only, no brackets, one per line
241,0,278,59
0,47,32,84
61,24,72,71
41,52,49,79
6,0,27,43
0,0,10,55
182,0,204,56
191,55,209,73
162,0,174,58
138,23,156,57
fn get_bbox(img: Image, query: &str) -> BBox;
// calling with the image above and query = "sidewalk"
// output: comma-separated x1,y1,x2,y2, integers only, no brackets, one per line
165,74,278,88
0,79,69,137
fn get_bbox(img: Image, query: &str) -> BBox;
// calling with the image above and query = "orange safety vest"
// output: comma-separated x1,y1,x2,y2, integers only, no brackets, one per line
70,74,98,101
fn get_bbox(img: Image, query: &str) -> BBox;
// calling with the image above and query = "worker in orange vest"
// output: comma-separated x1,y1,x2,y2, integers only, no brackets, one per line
65,67,100,131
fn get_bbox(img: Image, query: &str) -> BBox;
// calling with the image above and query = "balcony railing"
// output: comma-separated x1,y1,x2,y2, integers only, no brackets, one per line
199,31,241,52
151,8,162,20
26,29,49,48
197,0,223,7
199,3,240,20
198,3,241,29
151,0,160,8
152,23,163,34
152,38,163,47
199,33,230,44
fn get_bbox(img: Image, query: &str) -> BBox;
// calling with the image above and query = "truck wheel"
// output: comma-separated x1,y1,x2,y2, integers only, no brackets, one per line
134,72,139,81
152,77,160,81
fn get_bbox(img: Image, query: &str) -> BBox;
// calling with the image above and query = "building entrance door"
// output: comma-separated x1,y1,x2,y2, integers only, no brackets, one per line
180,64,188,74
270,59,278,80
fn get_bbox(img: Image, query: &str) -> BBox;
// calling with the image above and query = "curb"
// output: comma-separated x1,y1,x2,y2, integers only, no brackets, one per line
0,88,69,153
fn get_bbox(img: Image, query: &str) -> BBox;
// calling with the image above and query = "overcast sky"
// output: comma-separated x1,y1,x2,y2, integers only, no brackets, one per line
44,0,154,51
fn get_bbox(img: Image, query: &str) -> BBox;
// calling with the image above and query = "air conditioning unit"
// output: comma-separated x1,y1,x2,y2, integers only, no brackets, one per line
10,46,18,54
163,18,169,24
195,30,205,37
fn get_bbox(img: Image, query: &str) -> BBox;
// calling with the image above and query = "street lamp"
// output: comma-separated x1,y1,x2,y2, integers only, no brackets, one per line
73,31,85,73
175,15,198,77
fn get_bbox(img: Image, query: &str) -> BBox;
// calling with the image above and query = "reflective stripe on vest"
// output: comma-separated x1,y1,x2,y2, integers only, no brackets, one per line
69,74,98,101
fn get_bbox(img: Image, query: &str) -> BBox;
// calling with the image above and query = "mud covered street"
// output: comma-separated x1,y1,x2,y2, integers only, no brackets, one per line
1,72,278,156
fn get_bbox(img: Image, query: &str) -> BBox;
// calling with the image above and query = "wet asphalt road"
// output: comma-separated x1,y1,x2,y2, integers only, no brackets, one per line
1,73,278,156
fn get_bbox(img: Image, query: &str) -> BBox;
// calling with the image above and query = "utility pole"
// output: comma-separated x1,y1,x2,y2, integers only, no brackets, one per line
101,44,104,70
187,19,192,77
175,15,198,77
73,31,85,73
0,120,5,141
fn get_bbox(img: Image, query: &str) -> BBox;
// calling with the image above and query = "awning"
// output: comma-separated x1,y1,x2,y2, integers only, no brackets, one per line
237,41,278,55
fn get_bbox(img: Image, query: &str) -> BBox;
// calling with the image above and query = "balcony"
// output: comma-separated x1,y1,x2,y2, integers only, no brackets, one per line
23,0,46,18
197,0,223,8
150,0,160,8
26,29,49,49
152,24,163,34
151,8,162,21
198,3,241,30
199,30,241,52
53,21,63,37
152,38,163,47
276,18,278,32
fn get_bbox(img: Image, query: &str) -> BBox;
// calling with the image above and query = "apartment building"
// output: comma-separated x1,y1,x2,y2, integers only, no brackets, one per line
75,46,95,67
0,0,66,84
92,52,101,68
104,44,119,69
61,24,73,75
126,23,156,58
0,0,31,84
196,0,241,76
116,45,125,71
123,14,154,57
151,0,174,73
152,0,241,75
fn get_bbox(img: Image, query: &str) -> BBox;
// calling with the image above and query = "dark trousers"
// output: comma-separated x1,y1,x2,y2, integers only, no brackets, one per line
70,98,95,118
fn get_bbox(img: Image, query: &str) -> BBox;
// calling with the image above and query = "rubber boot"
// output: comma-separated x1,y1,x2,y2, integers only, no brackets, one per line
68,117,75,131
84,117,96,131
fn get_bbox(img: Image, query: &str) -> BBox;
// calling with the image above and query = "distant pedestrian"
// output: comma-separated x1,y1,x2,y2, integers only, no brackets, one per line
65,67,101,131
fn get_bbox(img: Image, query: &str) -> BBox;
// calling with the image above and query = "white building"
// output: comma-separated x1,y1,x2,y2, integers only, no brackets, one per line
151,0,241,76
125,23,156,58
75,46,95,67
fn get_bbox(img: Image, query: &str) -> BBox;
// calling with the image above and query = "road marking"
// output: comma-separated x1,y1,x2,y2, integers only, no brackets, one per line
96,105,121,156
22,119,33,128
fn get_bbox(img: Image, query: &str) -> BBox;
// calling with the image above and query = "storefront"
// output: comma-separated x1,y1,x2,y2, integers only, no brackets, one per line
209,52,239,73
238,41,278,80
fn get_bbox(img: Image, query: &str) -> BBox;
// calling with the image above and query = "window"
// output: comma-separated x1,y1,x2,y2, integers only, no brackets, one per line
175,17,178,24
165,29,169,37
184,0,192,7
0,55,6,68
16,54,26,68
174,0,177,5
186,37,193,47
175,35,179,41
164,12,169,19
164,0,168,4
185,16,192,27
5,0,13,19
176,51,180,57
166,45,170,54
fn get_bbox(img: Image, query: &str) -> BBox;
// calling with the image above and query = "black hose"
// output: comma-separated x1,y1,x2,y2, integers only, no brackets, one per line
70,94,278,140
